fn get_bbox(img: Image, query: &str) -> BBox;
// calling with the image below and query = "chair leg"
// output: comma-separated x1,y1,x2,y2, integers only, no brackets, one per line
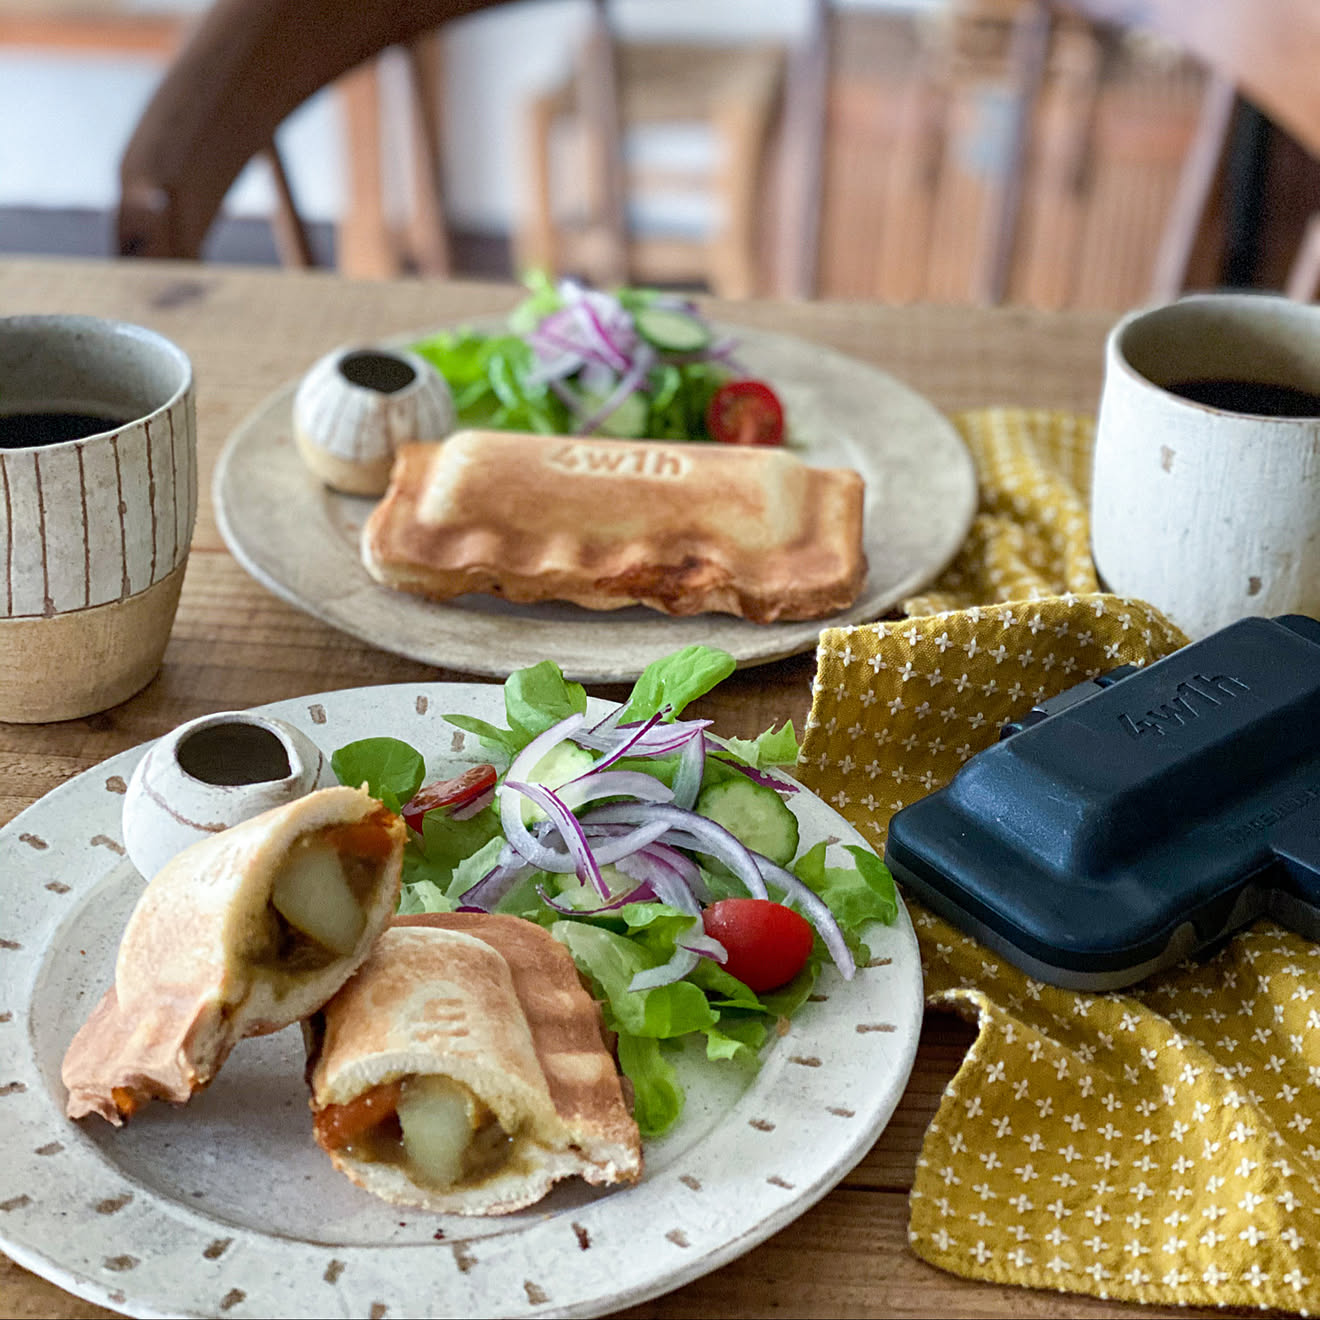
401,33,451,277
515,91,563,278
261,144,316,268
336,58,404,279
1148,73,1236,301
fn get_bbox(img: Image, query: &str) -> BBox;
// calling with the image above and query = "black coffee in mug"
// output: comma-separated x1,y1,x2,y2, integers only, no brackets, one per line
1164,378,1320,418
0,409,130,449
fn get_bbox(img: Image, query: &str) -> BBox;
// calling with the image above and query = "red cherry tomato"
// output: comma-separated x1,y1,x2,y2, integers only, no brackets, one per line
401,764,497,833
706,380,785,446
701,898,814,992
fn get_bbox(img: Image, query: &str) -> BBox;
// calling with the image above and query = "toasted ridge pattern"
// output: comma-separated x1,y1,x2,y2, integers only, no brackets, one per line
308,913,641,1215
360,431,867,622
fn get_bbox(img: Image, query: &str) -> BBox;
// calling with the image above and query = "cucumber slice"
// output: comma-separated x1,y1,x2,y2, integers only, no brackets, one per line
521,740,597,823
634,306,712,353
696,776,800,868
587,389,649,438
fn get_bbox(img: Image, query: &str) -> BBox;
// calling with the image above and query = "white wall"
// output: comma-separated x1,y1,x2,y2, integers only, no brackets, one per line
0,0,934,236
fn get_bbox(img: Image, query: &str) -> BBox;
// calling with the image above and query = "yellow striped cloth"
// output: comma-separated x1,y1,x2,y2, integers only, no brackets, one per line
796,409,1320,1313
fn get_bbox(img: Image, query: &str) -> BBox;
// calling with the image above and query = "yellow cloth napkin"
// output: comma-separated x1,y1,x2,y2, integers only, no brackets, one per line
796,409,1320,1313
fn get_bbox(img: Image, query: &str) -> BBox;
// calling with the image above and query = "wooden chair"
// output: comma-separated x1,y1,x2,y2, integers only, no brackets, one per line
797,0,1320,305
116,0,790,291
115,0,517,269
514,2,786,298
957,0,1320,304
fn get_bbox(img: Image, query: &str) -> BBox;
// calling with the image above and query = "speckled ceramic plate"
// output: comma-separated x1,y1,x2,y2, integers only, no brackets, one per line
214,323,976,683
0,683,923,1320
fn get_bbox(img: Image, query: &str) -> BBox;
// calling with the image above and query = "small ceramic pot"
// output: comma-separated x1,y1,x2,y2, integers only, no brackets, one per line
122,711,336,880
292,344,456,495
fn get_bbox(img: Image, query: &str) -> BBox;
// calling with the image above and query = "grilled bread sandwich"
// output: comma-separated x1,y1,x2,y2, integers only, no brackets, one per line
63,786,405,1124
360,430,867,622
305,913,642,1215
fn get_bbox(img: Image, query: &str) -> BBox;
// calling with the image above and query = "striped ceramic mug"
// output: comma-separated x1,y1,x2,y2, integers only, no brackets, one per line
0,315,196,722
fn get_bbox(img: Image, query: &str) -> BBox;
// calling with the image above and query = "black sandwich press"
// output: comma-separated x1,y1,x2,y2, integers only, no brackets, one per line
884,613,1320,990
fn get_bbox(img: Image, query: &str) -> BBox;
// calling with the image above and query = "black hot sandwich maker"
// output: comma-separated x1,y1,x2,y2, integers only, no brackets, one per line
884,614,1320,990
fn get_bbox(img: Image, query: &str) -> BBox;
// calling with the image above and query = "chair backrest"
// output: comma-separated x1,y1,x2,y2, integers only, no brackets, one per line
1001,0,1320,302
116,0,513,262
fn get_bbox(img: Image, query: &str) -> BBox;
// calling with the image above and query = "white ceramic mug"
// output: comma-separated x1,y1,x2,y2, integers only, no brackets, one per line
0,315,197,722
1092,294,1320,640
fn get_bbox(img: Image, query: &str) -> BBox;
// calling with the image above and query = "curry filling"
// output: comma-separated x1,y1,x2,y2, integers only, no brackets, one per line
315,1076,517,1189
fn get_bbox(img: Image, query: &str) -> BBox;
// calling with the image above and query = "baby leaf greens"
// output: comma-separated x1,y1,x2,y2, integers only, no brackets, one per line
331,645,897,1136
410,273,772,444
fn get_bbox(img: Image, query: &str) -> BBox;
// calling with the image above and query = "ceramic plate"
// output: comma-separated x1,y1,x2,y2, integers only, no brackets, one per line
0,683,923,1320
214,323,976,683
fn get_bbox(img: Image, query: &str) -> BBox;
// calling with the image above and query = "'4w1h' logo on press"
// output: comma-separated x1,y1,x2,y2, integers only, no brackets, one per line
1118,673,1250,740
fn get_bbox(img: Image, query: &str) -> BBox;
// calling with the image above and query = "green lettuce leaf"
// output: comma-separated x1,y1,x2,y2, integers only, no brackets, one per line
616,1033,684,1137
792,840,899,932
550,921,717,1038
503,660,587,742
330,737,425,813
621,644,736,723
718,720,800,770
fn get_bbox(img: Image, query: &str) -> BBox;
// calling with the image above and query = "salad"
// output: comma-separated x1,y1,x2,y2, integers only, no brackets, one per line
330,645,897,1138
410,272,787,447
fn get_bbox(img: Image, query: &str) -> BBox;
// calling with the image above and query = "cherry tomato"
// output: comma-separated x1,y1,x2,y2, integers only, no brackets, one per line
401,764,497,833
701,898,814,992
706,379,785,446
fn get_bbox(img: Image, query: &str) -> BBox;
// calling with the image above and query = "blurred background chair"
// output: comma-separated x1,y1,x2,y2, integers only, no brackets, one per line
514,0,786,298
112,0,1319,305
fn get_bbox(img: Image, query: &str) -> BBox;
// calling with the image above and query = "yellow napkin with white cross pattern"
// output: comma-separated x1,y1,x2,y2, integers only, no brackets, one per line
794,409,1320,1312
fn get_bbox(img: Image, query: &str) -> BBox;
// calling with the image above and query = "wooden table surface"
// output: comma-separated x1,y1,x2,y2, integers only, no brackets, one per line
0,257,1212,1319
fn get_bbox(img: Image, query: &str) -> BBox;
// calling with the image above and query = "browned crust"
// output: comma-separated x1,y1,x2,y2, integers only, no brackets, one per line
62,788,404,1125
308,913,641,1214
360,432,867,622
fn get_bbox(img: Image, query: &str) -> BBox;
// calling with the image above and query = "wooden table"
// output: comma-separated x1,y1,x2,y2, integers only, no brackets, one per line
0,257,1209,1319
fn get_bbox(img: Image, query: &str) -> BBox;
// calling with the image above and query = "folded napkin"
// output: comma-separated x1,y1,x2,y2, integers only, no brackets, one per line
796,409,1320,1313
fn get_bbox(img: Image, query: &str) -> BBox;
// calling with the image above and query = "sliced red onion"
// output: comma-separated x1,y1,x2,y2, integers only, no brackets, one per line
670,730,705,810
751,852,856,981
629,946,700,991
547,376,586,416
614,847,700,915
459,846,536,911
504,780,605,893
576,718,712,757
505,712,589,784
450,787,495,820
679,926,728,964
582,803,769,900
578,711,664,771
577,343,656,436
628,918,727,991
556,770,673,810
710,755,801,794
536,879,650,916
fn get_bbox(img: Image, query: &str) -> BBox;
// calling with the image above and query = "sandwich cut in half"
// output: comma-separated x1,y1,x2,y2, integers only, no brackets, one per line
63,785,405,1125
305,913,643,1215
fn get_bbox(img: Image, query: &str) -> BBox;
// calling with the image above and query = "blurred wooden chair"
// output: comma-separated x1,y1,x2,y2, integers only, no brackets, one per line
803,0,1319,306
514,1,785,297
115,0,790,292
115,0,519,270
973,0,1320,303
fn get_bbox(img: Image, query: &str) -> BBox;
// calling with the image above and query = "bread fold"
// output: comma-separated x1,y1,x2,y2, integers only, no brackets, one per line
306,913,642,1215
62,786,404,1125
360,431,867,622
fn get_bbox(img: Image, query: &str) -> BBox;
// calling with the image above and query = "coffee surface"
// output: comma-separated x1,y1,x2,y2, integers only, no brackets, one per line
0,410,129,449
1164,378,1320,418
